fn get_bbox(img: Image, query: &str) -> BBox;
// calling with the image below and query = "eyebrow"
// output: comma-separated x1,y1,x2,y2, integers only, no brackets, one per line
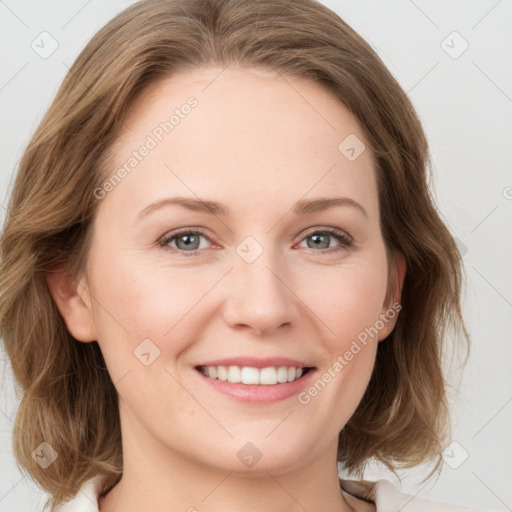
137,196,368,220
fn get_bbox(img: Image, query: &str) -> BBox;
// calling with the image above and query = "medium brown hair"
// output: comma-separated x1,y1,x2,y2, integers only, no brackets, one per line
0,0,468,509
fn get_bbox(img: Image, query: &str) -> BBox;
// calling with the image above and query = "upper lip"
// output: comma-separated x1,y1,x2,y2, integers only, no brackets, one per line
195,357,315,369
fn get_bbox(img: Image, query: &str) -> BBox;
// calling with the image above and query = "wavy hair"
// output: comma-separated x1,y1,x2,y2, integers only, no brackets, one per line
0,0,468,509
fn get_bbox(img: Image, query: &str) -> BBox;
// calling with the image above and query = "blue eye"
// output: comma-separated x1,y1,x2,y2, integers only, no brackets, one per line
158,227,352,256
159,228,212,254
298,228,352,252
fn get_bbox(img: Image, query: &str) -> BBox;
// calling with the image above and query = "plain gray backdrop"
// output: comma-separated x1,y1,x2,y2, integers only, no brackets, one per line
1,1,511,511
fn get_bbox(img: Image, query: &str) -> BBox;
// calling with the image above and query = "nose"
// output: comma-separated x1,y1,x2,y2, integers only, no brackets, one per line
222,247,300,336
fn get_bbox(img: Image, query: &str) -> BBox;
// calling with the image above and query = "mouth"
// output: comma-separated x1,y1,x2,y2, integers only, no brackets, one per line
195,364,315,385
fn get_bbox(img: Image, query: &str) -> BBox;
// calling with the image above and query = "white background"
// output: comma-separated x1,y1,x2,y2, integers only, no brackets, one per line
1,1,511,511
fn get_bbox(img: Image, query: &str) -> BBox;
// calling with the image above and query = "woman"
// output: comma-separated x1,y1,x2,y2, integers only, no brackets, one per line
0,0,477,510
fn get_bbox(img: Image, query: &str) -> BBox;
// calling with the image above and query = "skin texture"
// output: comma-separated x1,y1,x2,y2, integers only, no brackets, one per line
48,66,405,512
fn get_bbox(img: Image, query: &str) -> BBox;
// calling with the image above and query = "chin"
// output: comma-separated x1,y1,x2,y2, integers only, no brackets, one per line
191,431,325,476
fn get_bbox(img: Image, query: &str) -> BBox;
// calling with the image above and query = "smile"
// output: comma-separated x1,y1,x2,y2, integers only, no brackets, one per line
196,365,312,385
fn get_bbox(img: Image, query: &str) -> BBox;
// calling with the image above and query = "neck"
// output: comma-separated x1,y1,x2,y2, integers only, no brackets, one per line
98,405,356,512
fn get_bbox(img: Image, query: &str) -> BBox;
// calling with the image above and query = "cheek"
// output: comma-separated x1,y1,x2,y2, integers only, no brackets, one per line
87,254,222,359
298,256,387,398
302,268,385,412
306,260,388,343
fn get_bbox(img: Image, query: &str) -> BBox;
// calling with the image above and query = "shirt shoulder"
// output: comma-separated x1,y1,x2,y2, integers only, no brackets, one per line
52,475,105,512
340,478,483,512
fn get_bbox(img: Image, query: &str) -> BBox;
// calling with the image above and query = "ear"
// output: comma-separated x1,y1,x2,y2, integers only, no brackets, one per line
378,250,406,342
46,268,97,342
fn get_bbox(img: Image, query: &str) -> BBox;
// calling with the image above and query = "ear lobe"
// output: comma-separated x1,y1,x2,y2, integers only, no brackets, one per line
378,251,406,342
46,268,96,342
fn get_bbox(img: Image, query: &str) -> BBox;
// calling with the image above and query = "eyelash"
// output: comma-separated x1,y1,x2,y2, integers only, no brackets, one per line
158,227,353,256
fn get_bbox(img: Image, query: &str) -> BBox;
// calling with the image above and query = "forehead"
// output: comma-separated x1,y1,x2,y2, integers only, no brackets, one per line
100,65,378,221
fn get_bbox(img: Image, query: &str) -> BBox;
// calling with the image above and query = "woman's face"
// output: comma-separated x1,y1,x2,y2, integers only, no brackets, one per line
64,66,403,475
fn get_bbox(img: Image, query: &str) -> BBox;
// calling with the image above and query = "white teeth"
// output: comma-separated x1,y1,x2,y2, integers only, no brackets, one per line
228,365,241,383
200,365,308,385
217,365,228,381
242,366,260,384
241,367,259,385
260,367,277,385
276,366,288,383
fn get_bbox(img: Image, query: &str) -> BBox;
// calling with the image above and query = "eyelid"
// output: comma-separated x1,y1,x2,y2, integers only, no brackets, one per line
298,226,352,242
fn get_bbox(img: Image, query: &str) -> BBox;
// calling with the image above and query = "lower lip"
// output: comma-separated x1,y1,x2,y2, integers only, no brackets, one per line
195,368,316,403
